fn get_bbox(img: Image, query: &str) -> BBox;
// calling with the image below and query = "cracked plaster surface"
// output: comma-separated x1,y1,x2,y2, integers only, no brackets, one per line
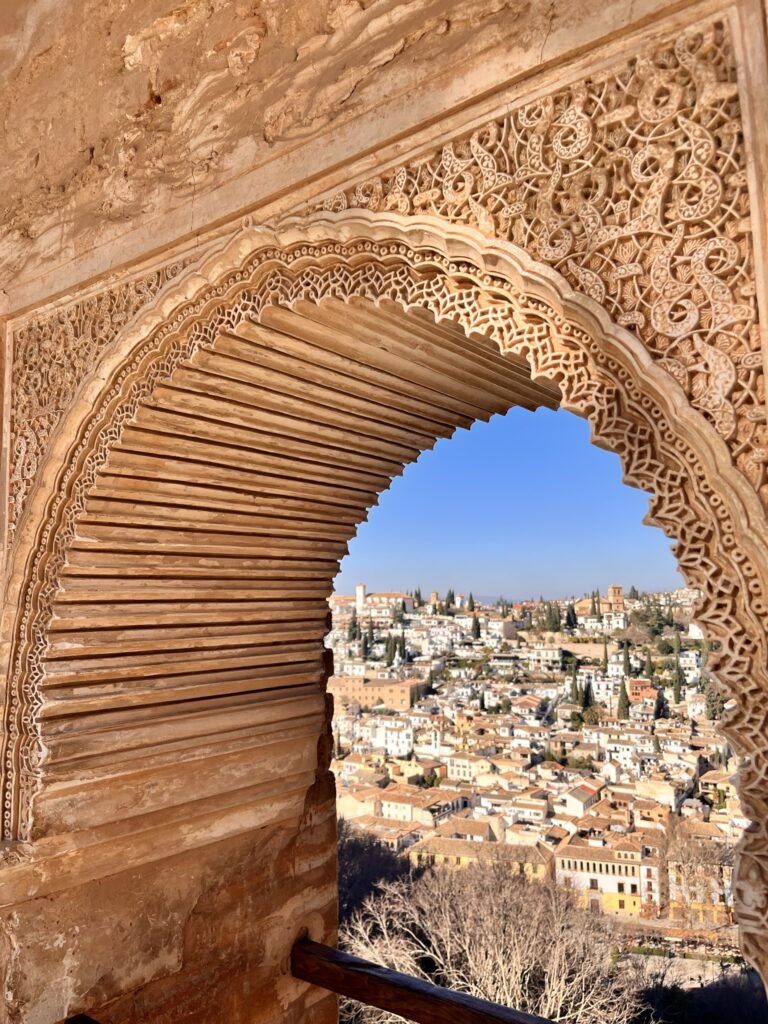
0,0,542,289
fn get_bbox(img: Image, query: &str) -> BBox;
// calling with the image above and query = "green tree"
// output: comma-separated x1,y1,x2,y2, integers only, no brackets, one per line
471,614,481,640
617,682,630,720
467,592,475,612
644,647,655,679
385,634,396,666
565,603,578,630
398,631,407,661
361,633,369,658
601,639,608,675
570,710,585,730
654,687,666,719
582,705,600,726
414,587,423,607
628,585,639,600
445,588,455,609
705,679,726,720
672,656,684,704
570,661,579,703
581,679,594,711
623,642,631,678
366,619,374,648
590,591,598,616
347,608,359,642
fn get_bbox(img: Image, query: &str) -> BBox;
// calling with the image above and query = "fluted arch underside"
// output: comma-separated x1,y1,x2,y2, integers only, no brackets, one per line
4,213,768,981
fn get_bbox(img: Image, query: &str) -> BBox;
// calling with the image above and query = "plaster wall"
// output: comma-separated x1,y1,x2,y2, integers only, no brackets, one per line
5,0,766,311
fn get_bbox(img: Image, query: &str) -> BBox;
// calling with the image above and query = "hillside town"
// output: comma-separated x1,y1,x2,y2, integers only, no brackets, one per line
329,582,744,943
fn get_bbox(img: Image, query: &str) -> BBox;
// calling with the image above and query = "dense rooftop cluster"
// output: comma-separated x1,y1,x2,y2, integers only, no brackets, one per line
328,583,742,933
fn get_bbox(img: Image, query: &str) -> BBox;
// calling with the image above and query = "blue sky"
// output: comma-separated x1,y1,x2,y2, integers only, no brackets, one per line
333,407,682,601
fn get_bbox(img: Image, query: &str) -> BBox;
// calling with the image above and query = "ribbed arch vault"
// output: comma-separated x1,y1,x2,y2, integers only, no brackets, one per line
4,212,768,984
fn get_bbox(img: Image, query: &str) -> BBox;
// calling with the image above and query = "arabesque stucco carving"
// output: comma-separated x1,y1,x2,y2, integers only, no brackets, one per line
323,19,766,498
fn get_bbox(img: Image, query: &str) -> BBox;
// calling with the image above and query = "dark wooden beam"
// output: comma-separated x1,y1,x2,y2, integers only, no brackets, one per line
291,939,554,1024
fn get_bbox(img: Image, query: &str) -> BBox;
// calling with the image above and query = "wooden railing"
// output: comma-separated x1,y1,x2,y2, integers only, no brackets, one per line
291,939,555,1024
62,940,556,1024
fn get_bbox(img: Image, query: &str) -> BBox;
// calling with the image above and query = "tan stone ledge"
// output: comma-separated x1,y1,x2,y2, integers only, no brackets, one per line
0,768,329,907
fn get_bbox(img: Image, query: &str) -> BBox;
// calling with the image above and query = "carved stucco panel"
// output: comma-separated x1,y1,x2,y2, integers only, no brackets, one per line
322,18,767,499
8,258,196,535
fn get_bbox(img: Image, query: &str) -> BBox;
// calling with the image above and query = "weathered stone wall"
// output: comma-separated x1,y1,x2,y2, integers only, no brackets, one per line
2,789,338,1024
3,0,748,309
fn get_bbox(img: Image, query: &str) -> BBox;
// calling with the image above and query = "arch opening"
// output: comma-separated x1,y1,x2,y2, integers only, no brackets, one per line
331,404,753,1007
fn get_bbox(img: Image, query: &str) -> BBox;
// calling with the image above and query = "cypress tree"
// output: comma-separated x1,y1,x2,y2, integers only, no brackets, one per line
361,633,369,658
623,642,631,677
673,660,683,704
347,608,359,642
654,688,665,719
570,661,579,703
629,585,639,600
617,682,630,720
398,631,407,660
644,647,655,679
601,639,608,675
367,619,374,647
565,603,578,630
385,634,396,666
467,592,475,612
590,591,598,616
581,679,593,710
414,587,423,607
471,614,481,640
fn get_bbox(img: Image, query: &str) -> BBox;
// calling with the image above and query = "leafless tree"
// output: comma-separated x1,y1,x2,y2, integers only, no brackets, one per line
340,858,645,1024
664,817,732,929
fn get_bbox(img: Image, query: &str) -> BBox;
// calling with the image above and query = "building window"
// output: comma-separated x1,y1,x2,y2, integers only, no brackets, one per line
631,884,638,895
619,900,625,910
618,883,625,894
590,879,598,890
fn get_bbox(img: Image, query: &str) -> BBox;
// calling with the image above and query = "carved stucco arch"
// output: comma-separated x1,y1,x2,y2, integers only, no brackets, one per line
3,210,768,979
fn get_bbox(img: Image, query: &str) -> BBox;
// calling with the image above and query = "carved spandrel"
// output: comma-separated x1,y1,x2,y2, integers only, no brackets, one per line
9,260,194,537
322,20,766,498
